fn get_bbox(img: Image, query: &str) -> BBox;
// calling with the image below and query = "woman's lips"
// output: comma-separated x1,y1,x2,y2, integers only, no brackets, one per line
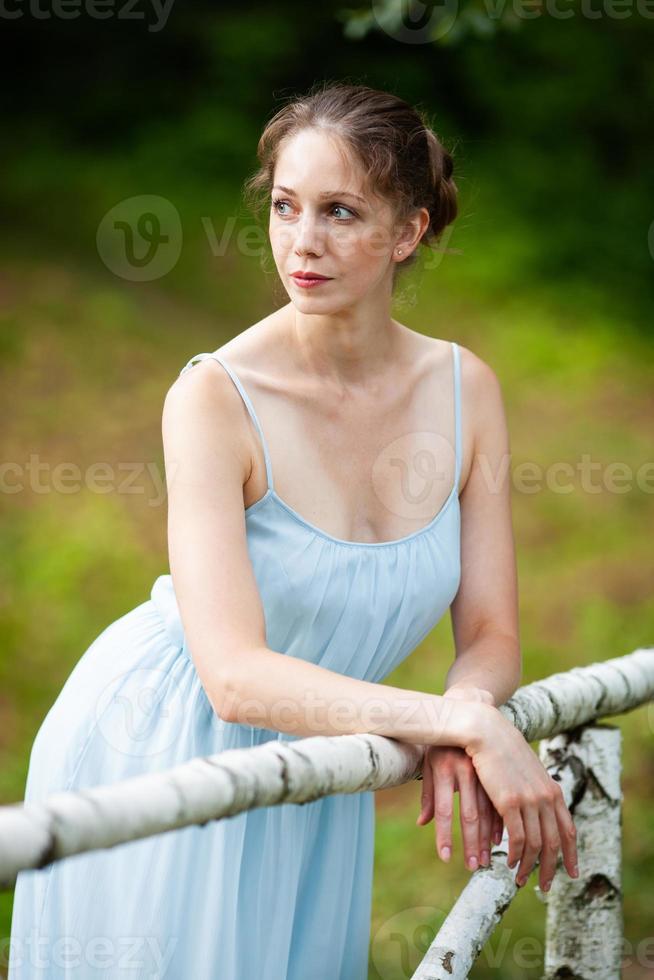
290,275,333,288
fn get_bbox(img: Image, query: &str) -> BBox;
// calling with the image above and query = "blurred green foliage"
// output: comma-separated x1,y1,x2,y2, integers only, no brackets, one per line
2,1,653,327
0,1,652,976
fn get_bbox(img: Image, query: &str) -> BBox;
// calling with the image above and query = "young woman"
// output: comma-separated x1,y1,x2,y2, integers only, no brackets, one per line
9,81,578,979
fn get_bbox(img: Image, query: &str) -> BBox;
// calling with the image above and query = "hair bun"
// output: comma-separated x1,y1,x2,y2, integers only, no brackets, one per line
423,129,457,242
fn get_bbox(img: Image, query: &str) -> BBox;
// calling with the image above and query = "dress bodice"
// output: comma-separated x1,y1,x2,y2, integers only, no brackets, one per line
151,342,463,684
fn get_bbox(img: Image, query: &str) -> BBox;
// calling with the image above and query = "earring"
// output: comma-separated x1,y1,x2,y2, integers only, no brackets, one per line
397,248,403,255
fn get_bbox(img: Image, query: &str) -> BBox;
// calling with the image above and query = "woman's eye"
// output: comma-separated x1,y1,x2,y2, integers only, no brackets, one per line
271,199,356,221
272,198,291,215
330,204,356,220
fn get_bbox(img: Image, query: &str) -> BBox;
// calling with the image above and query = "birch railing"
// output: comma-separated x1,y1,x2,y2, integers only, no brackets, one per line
2,647,654,978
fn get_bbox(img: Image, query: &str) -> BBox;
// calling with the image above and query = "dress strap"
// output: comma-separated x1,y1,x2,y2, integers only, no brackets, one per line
451,341,462,493
178,351,275,493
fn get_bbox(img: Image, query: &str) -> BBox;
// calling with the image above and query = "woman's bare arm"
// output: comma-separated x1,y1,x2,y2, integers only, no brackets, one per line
418,351,531,878
447,349,522,707
162,357,474,749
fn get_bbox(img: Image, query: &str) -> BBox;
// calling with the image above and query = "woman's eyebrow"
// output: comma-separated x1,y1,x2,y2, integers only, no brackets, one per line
273,184,366,204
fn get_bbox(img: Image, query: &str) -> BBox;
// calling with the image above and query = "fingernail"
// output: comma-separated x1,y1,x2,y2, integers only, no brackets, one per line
440,846,451,861
572,865,579,877
517,876,526,887
481,849,490,866
542,880,551,892
493,830,502,844
468,855,478,870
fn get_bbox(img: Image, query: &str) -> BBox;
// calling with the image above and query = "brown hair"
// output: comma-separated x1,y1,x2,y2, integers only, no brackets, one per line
243,80,459,289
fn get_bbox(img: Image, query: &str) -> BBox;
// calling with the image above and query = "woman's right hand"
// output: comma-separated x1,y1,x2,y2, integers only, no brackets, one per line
460,703,579,891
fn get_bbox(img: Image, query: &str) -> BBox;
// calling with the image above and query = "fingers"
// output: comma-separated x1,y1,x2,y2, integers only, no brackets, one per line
507,779,579,891
476,781,493,866
458,766,482,870
433,767,455,862
416,750,435,826
536,799,561,892
491,808,504,847
417,748,518,876
514,802,541,887
503,805,526,872
553,781,579,880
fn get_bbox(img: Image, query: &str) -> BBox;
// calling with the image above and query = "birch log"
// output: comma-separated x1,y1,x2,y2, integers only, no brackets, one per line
540,725,623,979
1,647,653,889
0,732,422,889
497,646,654,741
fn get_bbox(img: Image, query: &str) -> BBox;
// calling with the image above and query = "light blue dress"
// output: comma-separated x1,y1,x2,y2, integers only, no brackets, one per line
9,342,463,979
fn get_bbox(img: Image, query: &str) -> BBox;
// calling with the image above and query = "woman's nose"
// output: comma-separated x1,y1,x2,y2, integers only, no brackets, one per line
293,211,324,254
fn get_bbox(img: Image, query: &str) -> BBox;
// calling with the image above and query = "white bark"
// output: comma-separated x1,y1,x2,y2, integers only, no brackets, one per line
0,732,421,889
498,646,654,741
540,725,623,980
0,647,652,891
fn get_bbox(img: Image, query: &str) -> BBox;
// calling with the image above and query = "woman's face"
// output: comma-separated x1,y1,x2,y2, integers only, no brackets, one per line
269,128,403,312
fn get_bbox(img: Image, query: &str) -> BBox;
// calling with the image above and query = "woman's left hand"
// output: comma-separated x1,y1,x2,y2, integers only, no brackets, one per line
415,685,504,869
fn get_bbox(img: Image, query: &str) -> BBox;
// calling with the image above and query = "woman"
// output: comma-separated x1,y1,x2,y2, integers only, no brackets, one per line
9,81,578,979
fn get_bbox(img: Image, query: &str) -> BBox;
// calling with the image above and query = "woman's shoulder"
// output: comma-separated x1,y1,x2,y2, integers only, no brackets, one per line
448,341,505,415
402,330,508,492
162,314,283,458
450,342,509,474
207,312,291,381
162,331,270,461
168,312,278,391
398,325,500,391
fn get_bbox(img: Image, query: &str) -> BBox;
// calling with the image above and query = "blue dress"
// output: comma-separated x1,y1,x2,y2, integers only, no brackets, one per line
9,342,463,979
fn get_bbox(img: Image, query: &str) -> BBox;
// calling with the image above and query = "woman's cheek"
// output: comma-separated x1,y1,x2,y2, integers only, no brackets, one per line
359,221,393,264
328,228,360,261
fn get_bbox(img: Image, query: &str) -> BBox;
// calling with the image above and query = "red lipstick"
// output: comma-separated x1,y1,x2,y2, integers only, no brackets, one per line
290,271,333,288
